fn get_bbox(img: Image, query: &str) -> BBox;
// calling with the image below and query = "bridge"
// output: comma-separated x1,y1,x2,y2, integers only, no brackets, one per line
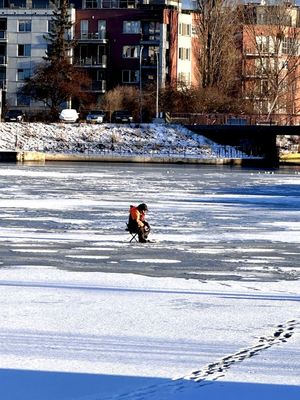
186,124,300,167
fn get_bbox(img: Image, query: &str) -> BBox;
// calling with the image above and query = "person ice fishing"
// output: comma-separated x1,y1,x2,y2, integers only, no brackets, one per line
128,203,151,243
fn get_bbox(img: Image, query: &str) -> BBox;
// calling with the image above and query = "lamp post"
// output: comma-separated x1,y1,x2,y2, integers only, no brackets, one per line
139,45,143,124
156,50,159,119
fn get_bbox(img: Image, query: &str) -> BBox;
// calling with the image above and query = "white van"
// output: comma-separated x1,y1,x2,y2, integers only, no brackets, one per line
59,109,79,123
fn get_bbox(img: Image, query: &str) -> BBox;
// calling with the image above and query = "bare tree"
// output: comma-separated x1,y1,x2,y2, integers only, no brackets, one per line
100,86,140,121
242,1,300,122
194,0,241,93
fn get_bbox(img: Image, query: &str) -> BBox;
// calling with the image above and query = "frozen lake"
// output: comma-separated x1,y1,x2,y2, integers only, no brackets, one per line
1,162,300,400
0,162,299,282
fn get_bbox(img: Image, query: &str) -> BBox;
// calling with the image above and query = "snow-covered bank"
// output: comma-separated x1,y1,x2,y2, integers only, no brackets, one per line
0,122,248,159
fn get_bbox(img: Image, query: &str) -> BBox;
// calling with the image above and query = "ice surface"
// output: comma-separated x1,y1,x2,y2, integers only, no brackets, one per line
0,162,299,399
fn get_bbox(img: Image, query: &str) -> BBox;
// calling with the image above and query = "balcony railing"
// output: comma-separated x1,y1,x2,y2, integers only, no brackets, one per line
140,34,160,43
83,80,106,92
84,0,137,9
141,57,158,67
78,32,107,41
76,55,107,67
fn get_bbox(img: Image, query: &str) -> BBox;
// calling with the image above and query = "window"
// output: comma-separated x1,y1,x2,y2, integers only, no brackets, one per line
122,70,139,83
32,0,50,8
80,20,89,38
256,36,269,53
11,0,26,8
98,20,106,39
256,80,268,95
255,58,274,75
122,45,139,58
85,0,98,8
19,20,31,32
142,21,160,41
17,93,30,106
123,21,141,34
17,68,31,81
282,37,297,55
179,23,191,36
18,44,31,57
179,47,190,61
256,12,267,25
178,72,191,85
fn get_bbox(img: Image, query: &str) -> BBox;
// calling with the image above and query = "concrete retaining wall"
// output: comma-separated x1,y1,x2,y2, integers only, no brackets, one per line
0,151,270,165
25,152,244,165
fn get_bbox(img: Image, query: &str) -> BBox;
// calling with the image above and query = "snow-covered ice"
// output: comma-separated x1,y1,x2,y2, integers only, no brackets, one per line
0,162,299,399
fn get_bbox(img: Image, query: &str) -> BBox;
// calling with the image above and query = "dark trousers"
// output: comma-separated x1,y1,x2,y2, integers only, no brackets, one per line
139,222,150,242
128,220,150,242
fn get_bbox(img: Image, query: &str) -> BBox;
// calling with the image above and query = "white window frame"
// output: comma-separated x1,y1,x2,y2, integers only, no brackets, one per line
19,20,31,32
18,44,31,57
80,20,89,38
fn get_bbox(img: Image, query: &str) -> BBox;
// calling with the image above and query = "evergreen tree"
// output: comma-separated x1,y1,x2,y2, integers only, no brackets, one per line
45,0,76,63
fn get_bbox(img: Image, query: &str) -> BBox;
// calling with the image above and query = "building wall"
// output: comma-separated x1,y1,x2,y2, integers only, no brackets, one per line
177,12,192,88
75,6,184,99
241,4,300,122
5,9,52,108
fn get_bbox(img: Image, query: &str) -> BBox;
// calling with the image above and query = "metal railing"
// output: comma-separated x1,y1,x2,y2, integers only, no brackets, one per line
78,31,107,40
75,55,107,67
168,113,300,126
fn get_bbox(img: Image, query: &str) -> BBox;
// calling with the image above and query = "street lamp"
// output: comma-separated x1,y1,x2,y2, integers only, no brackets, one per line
139,45,143,123
156,50,159,119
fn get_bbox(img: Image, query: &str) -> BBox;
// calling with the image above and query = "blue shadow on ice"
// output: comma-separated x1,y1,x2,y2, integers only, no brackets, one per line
0,368,158,399
1,368,300,400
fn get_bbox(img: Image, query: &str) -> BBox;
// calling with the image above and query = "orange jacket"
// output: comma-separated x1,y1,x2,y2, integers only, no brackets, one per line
130,206,144,228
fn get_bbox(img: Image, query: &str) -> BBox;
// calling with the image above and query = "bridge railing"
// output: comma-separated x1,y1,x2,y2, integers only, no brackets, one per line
168,113,300,126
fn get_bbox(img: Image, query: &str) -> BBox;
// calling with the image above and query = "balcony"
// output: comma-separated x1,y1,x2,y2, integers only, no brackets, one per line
243,69,268,79
84,0,137,8
141,56,158,67
140,34,160,45
244,48,258,56
83,80,106,93
77,32,108,43
75,55,107,68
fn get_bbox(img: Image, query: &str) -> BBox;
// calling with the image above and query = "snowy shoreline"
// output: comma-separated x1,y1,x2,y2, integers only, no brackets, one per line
0,122,258,163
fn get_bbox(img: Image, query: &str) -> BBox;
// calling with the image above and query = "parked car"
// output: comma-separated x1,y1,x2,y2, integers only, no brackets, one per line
111,110,133,123
4,109,25,122
86,110,105,124
59,109,79,123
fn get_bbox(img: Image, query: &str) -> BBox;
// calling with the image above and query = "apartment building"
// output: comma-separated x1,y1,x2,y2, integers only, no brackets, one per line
0,1,57,109
0,0,193,113
74,1,193,102
241,2,300,123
